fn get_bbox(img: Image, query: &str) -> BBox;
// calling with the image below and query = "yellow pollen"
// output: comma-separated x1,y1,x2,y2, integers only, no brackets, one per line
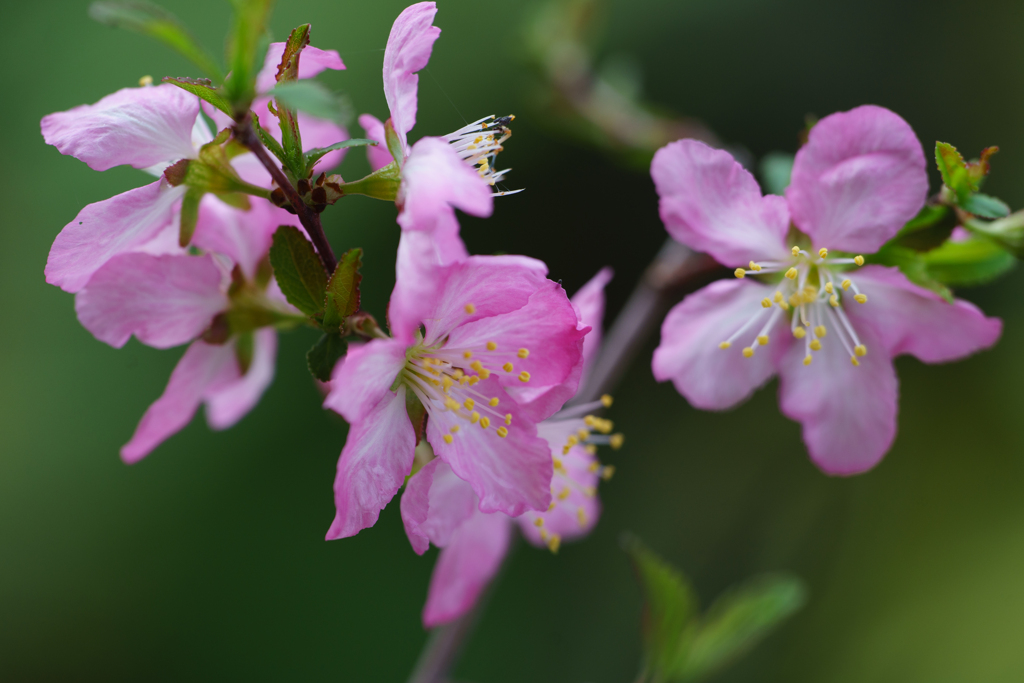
478,368,491,379
487,397,499,407
442,377,453,392
463,351,472,360
546,534,561,553
819,247,829,259
480,417,490,429
792,246,800,256
547,502,556,512
757,334,769,346
610,434,624,450
825,282,834,294
742,347,754,358
505,413,512,425
452,369,464,379
850,356,861,367
496,426,508,438
443,434,453,444
468,376,480,385
785,267,798,280
486,341,497,351
810,339,822,351
854,293,868,304
829,294,839,307
470,360,483,372
719,341,732,350
584,415,595,427
601,394,613,408
601,465,615,481
517,348,529,358
854,344,867,357
577,508,588,528
464,304,476,314
814,325,827,338
585,444,597,455
519,371,531,382
749,261,762,271
445,398,460,411
734,268,746,279
773,291,784,303
539,528,549,541
139,75,154,87
553,458,564,470
588,462,600,473
789,294,802,307
803,354,813,366
842,279,852,290
450,425,460,433
793,327,806,339
534,517,544,527
761,298,773,309
470,411,480,424
583,486,597,497
463,398,475,410
566,435,579,447
854,255,865,266
502,362,514,372
577,429,590,440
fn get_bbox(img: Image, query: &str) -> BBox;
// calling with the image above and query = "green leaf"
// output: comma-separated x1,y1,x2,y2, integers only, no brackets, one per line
325,248,363,328
305,139,379,169
935,141,974,204
678,575,806,681
384,118,405,165
961,192,1010,219
269,225,328,317
270,24,312,176
623,534,697,678
891,204,955,252
871,245,953,303
965,146,999,189
178,187,203,246
758,152,794,196
89,1,223,80
224,0,274,112
922,236,1016,287
163,76,231,116
306,332,347,382
254,114,288,164
266,81,353,128
964,212,1024,256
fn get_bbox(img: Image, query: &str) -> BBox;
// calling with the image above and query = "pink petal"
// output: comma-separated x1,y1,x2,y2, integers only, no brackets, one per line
777,321,897,476
571,267,613,378
75,252,227,349
518,444,601,545
256,43,346,94
422,507,512,628
397,136,493,234
324,339,408,423
205,328,278,429
359,113,396,172
382,1,441,150
120,339,238,463
326,388,417,540
192,197,289,278
41,85,200,171
425,376,552,517
389,223,468,342
401,459,479,555
651,139,791,266
787,105,928,254
846,266,1002,363
653,278,789,410
46,180,186,293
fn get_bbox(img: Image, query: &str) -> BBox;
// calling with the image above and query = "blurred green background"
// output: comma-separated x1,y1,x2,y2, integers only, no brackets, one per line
3,0,1024,680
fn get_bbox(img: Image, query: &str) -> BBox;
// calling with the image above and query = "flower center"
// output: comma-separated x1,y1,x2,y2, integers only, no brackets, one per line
723,246,870,367
444,115,521,195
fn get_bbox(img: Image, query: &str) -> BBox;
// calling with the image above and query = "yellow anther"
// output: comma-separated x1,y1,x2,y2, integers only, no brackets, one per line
742,347,754,358
773,291,784,303
502,362,514,372
601,465,615,481
734,268,747,279
519,371,531,382
588,462,600,473
480,417,490,429
761,298,773,309
803,354,813,366
496,426,508,438
854,344,867,357
789,294,802,307
559,487,571,500
479,368,491,379
566,435,579,447
445,398,460,411
819,247,829,259
814,325,827,338
450,425,460,433
792,246,801,256
139,75,153,86
850,356,861,367
470,411,480,424
749,261,762,271
486,341,497,351
463,351,473,360
539,528,549,541
584,415,596,427
517,348,529,359
829,294,839,307
452,369,464,379
585,444,598,455
562,445,571,455
757,334,769,346
778,301,790,311
854,255,865,266
463,398,475,410
430,379,440,387
534,517,544,527
546,534,561,553
459,376,469,385
443,434,453,444
577,508,588,528
442,377,453,392
719,341,732,350
601,394,613,408
505,413,512,425
610,434,624,449
810,339,822,351
468,376,480,385
785,267,798,280
793,327,806,339
825,282,834,294
583,486,597,497
841,279,852,290
577,429,590,440
553,458,564,470
547,502,556,512
854,293,868,304
464,303,476,314
483,397,496,408
470,360,483,373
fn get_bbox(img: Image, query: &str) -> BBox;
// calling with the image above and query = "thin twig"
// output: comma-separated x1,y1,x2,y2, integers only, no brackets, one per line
234,118,339,274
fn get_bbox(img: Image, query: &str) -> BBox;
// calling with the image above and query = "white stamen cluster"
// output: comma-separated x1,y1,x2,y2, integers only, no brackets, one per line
444,115,521,195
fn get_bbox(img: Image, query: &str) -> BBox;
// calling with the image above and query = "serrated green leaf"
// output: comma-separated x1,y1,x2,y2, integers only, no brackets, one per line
922,236,1016,287
326,247,363,321
224,0,274,112
623,534,697,679
676,575,806,681
305,139,379,169
961,192,1010,219
163,76,231,115
935,141,973,204
89,1,223,80
306,332,347,382
266,81,353,128
269,226,328,317
178,187,203,246
758,152,794,196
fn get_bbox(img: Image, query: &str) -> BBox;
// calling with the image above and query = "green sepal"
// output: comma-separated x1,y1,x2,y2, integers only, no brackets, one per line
339,163,401,202
384,119,405,166
224,0,274,113
89,1,224,81
306,332,347,382
266,81,353,128
305,139,379,169
921,235,1016,287
178,187,204,246
323,248,363,332
406,390,427,444
269,225,328,318
871,245,953,303
165,132,272,200
163,77,231,115
961,192,1010,219
234,331,255,375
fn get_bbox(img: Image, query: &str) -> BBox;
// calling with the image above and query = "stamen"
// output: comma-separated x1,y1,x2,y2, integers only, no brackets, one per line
814,325,827,338
502,362,514,372
518,348,530,358
486,341,497,351
749,261,762,271
841,279,851,290
785,267,798,280
792,246,800,256
601,395,613,408
464,304,476,314
735,268,746,279
854,294,868,304
818,247,829,259
854,255,865,266
518,371,531,382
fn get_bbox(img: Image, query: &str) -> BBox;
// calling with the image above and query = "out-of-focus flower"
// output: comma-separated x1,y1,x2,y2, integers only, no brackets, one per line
400,269,618,627
650,105,1002,474
323,255,587,540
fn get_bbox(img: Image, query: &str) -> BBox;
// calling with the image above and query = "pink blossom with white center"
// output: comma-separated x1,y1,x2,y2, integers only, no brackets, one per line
323,255,588,541
650,105,1002,475
399,269,617,627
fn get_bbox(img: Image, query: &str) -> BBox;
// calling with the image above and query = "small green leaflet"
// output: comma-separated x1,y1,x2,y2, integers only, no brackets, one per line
961,193,1010,219
305,139,379,169
163,77,232,116
269,226,328,318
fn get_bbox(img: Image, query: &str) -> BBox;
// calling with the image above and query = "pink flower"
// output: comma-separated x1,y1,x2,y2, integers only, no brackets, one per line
74,199,295,463
650,105,1002,475
358,2,513,246
399,269,616,627
323,256,588,540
